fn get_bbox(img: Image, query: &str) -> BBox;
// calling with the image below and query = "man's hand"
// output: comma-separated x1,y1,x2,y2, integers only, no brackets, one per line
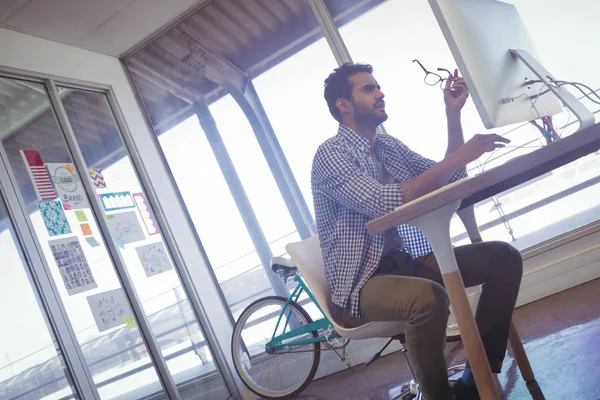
444,69,469,113
457,134,510,164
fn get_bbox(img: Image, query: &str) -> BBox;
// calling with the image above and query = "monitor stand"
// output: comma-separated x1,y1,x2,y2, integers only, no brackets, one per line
510,49,595,132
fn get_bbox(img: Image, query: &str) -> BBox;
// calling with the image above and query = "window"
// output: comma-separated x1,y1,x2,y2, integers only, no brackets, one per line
331,0,600,249
60,88,229,399
125,0,327,320
0,192,76,399
253,39,338,216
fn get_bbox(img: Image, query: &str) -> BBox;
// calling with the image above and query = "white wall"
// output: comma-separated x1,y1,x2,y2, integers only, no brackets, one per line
0,26,242,396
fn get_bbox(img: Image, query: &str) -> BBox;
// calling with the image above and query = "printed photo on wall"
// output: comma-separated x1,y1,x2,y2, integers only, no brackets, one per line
48,236,97,295
47,163,89,210
21,150,58,201
135,242,173,278
86,288,134,333
38,200,72,236
88,168,107,189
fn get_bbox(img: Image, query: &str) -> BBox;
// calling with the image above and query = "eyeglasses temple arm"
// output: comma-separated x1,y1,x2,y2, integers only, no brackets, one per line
412,59,430,74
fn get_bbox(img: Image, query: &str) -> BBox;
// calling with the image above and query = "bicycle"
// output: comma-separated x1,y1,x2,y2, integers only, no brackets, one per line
231,256,463,399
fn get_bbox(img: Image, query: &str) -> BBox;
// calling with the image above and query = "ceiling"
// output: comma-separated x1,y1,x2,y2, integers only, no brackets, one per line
0,0,209,56
125,0,386,133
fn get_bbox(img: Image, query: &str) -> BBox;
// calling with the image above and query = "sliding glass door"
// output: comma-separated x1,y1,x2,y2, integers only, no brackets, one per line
0,188,77,400
0,72,231,400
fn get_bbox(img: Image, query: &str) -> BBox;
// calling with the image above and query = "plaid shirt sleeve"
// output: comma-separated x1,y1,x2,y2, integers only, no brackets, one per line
312,143,404,219
389,136,468,182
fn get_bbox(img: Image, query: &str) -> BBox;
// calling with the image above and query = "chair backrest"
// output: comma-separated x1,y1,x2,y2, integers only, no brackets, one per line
285,235,336,323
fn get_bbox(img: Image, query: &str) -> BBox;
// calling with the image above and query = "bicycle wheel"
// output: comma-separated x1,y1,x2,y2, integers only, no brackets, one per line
231,296,321,399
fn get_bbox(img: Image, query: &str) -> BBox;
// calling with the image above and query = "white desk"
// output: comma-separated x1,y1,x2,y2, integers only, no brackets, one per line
367,122,600,399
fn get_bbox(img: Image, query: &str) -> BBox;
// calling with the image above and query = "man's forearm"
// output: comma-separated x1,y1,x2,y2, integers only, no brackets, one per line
445,110,464,157
400,150,466,203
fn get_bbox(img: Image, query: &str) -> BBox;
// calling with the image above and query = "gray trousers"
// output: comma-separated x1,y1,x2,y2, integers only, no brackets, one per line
331,241,523,400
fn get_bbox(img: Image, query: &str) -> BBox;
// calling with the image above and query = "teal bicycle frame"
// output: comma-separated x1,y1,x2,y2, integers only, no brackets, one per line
265,274,333,351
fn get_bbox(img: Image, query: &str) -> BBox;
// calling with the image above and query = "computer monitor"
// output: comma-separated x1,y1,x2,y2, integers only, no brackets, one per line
428,0,593,131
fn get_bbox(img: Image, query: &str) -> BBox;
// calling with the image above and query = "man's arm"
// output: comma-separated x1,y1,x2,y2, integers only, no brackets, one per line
443,70,469,157
313,135,509,217
400,150,467,203
399,134,510,203
446,110,464,157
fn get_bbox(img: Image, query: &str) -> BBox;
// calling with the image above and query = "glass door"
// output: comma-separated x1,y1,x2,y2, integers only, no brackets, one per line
0,76,168,400
0,188,77,400
54,85,230,400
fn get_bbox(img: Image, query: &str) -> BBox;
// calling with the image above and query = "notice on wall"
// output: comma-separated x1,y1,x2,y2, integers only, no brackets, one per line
87,288,134,333
47,163,89,210
38,201,72,236
49,236,97,295
106,211,145,246
135,242,173,278
132,192,159,236
21,150,58,201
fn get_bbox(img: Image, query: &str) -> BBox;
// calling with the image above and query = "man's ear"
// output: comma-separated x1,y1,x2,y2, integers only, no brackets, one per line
336,98,352,116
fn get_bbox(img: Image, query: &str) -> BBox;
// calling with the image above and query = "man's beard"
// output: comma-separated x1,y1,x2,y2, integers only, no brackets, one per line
354,107,388,127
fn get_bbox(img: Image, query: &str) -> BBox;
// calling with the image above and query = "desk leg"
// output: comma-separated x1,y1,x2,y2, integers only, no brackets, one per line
411,201,499,400
457,206,536,384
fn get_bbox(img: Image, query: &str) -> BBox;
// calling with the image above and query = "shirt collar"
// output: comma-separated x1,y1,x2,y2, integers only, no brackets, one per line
338,124,387,157
338,124,371,153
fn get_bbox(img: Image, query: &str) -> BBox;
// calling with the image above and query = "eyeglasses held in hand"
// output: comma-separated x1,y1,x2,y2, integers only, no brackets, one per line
412,59,454,89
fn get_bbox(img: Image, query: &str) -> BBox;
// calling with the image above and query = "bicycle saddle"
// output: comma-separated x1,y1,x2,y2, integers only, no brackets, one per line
271,256,298,275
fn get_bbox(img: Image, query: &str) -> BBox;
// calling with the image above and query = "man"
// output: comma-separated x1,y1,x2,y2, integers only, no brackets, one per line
311,63,523,400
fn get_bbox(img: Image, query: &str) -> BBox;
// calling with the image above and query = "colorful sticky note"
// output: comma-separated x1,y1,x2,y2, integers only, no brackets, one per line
115,237,125,249
80,223,92,236
124,316,137,329
75,210,88,222
85,237,100,248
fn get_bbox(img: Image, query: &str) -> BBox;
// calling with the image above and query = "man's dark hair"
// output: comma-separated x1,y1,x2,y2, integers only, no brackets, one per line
324,62,374,123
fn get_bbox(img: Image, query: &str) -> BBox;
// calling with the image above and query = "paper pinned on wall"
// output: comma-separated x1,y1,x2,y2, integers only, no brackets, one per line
75,210,88,222
39,201,72,236
80,223,92,236
85,237,101,248
21,150,58,201
106,211,145,247
87,288,134,333
46,163,89,210
49,236,97,295
135,242,173,278
132,192,159,236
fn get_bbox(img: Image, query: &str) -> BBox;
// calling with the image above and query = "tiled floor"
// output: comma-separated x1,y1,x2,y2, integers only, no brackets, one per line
294,278,600,399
